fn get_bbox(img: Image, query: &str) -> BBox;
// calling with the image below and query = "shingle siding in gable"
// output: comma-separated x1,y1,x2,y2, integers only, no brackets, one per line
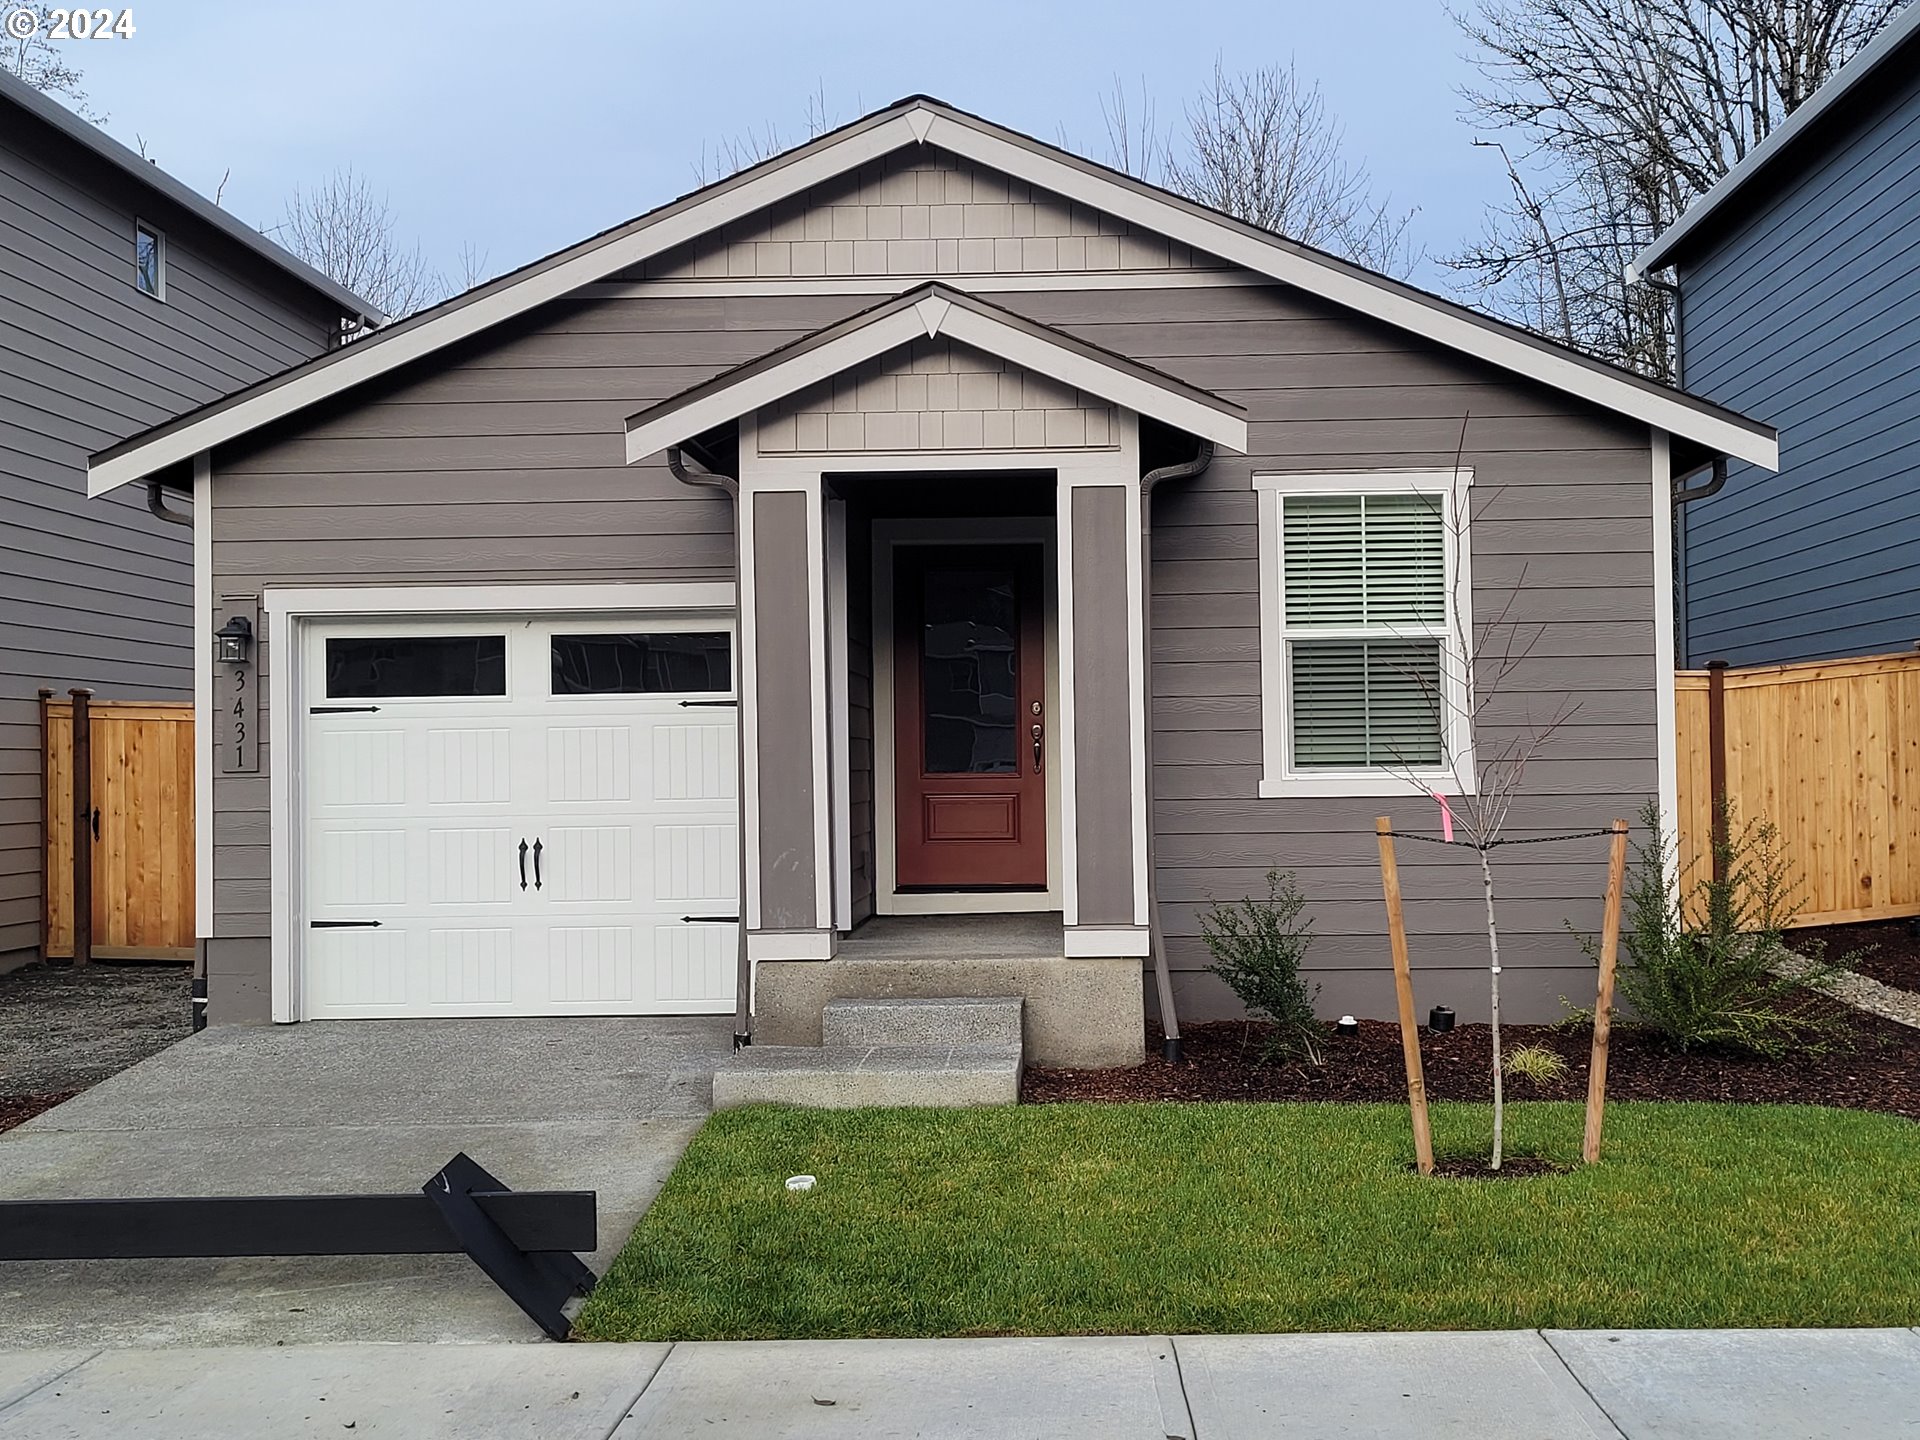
1677,62,1920,666
0,112,344,966
633,147,1226,281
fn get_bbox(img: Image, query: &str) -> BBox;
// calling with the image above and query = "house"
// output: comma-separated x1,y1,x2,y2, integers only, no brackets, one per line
1,69,377,972
86,97,1775,1065
1631,4,1920,668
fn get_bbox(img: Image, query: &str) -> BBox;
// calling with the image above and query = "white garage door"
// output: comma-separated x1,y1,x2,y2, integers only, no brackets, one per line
299,616,738,1019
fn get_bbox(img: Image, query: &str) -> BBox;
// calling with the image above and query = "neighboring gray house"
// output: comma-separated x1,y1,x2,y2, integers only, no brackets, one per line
1,70,376,971
1632,4,1920,667
88,97,1775,1064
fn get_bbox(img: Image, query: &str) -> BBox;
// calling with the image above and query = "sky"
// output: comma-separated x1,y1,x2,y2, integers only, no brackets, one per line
57,0,1506,295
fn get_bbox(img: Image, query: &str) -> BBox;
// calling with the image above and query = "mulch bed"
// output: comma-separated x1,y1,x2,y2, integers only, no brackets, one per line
0,1091,78,1134
1426,1156,1568,1179
1023,1005,1920,1119
1795,918,1920,993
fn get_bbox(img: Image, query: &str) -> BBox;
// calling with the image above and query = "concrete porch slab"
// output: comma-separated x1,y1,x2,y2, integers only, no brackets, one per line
0,1017,733,1348
756,954,1142,1067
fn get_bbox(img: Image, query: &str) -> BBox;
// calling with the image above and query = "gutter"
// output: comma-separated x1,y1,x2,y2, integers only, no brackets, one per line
1139,438,1215,1064
667,443,754,1050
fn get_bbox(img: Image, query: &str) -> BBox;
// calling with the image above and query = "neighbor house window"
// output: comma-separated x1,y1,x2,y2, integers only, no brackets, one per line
134,221,165,299
1254,470,1474,798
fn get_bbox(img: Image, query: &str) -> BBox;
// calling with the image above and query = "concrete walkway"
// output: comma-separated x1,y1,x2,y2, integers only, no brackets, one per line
2,1329,1916,1437
0,1017,733,1348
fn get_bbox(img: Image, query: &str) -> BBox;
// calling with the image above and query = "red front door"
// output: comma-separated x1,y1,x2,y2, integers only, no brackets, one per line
894,544,1047,889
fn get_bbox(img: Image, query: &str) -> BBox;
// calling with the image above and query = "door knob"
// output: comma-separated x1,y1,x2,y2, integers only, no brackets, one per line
1031,723,1043,773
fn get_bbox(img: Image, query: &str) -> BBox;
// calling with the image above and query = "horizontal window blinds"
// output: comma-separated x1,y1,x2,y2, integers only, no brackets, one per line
1282,492,1447,770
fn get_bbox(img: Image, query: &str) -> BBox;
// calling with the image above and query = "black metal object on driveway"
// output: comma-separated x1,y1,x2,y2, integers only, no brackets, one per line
0,1152,597,1341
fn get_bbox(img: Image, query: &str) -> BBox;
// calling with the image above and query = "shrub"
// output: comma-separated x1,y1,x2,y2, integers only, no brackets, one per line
1600,799,1843,1058
1200,869,1322,1065
1502,1043,1569,1087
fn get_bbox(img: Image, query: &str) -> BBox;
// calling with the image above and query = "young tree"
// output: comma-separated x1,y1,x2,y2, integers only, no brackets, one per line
1448,0,1907,378
1383,418,1579,1169
273,167,442,323
1100,62,1422,278
2,4,99,117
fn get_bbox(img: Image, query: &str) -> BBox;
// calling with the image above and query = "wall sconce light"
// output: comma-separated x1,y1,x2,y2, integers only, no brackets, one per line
215,615,253,665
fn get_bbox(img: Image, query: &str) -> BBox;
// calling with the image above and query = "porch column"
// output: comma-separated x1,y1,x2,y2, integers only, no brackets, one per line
740,465,834,961
1058,449,1150,957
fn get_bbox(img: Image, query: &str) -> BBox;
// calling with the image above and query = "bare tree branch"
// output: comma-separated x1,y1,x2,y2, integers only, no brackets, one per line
2,4,101,119
1447,0,1907,378
272,167,443,324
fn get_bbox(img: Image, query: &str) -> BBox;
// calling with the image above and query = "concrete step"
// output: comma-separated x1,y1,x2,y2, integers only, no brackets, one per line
821,995,1023,1050
711,1044,1022,1110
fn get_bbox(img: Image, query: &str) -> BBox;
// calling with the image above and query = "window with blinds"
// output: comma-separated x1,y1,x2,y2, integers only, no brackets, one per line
1281,492,1448,771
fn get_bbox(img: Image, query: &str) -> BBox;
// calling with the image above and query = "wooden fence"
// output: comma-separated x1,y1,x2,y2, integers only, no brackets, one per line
42,692,195,962
1676,650,1920,929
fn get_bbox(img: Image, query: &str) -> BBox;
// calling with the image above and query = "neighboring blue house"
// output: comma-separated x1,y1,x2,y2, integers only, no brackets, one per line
1632,4,1920,667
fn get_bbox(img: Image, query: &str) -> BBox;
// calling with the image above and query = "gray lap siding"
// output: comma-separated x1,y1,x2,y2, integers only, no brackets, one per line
206,284,1656,1024
995,285,1657,1024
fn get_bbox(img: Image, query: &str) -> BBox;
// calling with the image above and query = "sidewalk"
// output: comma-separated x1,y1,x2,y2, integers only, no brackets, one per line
3,1328,1916,1438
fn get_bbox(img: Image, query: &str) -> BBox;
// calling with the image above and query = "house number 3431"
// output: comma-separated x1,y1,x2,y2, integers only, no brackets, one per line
223,662,258,774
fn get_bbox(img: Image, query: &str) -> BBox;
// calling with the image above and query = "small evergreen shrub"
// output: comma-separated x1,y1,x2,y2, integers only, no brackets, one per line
1200,869,1323,1065
1600,799,1844,1058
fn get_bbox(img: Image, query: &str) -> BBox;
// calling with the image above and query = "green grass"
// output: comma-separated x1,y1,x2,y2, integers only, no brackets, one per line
575,1102,1920,1341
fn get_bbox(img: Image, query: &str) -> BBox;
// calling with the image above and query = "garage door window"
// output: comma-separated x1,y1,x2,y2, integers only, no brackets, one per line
551,632,731,695
324,635,507,698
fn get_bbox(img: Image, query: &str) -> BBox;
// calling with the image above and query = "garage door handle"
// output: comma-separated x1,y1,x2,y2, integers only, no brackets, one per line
518,839,528,891
532,838,543,891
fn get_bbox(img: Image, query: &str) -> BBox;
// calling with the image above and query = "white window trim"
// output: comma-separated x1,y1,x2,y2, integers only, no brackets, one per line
135,219,166,301
1254,469,1476,799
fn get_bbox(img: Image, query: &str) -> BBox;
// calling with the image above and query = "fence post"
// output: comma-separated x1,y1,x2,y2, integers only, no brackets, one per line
1583,819,1631,1164
69,688,93,967
1376,817,1434,1176
1706,659,1729,884
37,689,53,960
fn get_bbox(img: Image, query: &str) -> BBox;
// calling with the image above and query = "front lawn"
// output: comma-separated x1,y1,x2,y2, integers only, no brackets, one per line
575,1101,1920,1341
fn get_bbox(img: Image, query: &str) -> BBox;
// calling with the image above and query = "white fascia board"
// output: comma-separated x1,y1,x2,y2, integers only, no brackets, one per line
625,295,1247,462
88,113,924,497
937,305,1247,451
922,115,1778,471
626,308,928,462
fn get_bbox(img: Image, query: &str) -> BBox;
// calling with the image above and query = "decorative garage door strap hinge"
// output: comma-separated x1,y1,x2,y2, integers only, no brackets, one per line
681,915,740,924
310,919,382,928
677,698,739,707
310,705,381,714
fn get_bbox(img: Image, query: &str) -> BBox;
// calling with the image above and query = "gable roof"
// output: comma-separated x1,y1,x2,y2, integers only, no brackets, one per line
624,283,1248,460
1632,4,1920,278
1,68,379,323
87,95,1777,496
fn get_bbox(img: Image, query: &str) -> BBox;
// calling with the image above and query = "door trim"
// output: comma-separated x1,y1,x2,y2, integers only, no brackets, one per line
873,518,1061,916
264,581,738,1023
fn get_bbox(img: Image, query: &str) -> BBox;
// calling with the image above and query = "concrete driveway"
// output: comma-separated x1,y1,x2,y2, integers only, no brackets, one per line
0,1017,732,1348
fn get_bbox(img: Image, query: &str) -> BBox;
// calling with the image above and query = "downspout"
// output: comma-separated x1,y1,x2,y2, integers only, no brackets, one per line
147,479,192,527
1139,439,1215,1063
668,443,754,1050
